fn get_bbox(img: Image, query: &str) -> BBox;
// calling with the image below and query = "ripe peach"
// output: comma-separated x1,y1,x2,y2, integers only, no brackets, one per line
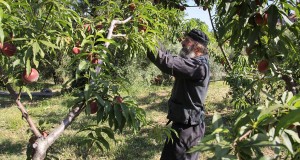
22,68,39,83
91,58,99,64
1,42,17,57
89,101,98,114
255,13,264,26
72,47,80,55
84,24,91,32
258,59,269,73
114,96,123,103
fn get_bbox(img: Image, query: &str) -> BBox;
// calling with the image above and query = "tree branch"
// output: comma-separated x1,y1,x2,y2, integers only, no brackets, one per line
1,67,42,138
33,104,85,160
111,34,127,37
233,129,252,147
208,8,232,71
104,16,133,48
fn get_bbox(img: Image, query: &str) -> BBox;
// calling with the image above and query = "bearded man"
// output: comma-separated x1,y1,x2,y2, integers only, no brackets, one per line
147,29,210,160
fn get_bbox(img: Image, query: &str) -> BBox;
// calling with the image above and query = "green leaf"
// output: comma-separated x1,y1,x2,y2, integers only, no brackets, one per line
78,60,88,71
287,93,300,106
267,5,280,37
114,104,123,127
32,42,40,68
101,127,115,141
22,86,32,100
32,41,40,55
12,59,20,68
25,59,31,76
83,0,90,6
83,84,91,101
188,144,215,153
215,146,231,159
39,40,59,49
96,105,105,123
0,26,3,44
95,95,105,106
120,103,129,121
212,112,223,130
275,108,300,136
95,141,104,152
258,156,273,160
0,0,11,12
284,129,300,143
294,101,300,108
96,135,110,150
281,131,294,154
250,133,270,142
200,134,216,143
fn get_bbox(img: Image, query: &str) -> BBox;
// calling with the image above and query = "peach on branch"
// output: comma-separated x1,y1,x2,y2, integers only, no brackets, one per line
72,47,80,55
255,13,264,26
129,3,136,11
89,101,98,114
114,96,123,103
1,42,17,57
84,24,91,32
91,58,100,64
22,68,39,83
258,59,269,73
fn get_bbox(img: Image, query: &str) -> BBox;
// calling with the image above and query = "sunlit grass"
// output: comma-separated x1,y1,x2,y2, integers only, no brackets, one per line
0,80,230,160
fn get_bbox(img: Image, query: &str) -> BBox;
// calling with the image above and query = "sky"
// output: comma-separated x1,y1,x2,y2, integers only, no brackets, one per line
184,0,213,30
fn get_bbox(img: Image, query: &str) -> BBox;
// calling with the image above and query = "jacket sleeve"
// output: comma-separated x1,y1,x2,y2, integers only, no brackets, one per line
147,48,207,80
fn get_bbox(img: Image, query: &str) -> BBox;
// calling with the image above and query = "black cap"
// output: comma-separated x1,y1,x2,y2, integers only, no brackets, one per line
187,29,209,46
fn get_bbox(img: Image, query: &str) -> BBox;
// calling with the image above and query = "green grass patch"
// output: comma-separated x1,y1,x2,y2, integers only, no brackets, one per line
0,81,231,159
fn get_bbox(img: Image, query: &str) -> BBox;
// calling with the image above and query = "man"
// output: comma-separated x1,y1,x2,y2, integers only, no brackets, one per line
147,29,210,160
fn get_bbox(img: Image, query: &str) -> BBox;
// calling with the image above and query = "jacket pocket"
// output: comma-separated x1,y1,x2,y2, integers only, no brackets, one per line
168,101,190,124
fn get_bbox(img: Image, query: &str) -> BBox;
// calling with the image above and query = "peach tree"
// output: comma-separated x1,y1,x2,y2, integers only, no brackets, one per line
186,0,300,159
0,0,185,159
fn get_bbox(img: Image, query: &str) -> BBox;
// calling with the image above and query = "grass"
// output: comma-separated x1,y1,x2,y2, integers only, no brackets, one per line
0,81,230,160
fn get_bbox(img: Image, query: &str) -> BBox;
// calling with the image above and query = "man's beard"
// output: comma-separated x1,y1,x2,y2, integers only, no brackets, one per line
179,45,196,58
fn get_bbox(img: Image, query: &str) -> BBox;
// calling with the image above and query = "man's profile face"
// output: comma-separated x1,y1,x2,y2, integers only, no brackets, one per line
179,36,196,58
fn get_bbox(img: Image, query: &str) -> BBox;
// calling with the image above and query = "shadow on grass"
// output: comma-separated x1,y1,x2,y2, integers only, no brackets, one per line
114,128,163,160
0,91,63,108
0,140,23,155
137,92,169,113
204,99,235,135
0,97,15,108
46,134,92,159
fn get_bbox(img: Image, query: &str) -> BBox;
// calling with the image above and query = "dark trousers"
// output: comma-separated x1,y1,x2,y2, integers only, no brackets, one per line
160,122,205,160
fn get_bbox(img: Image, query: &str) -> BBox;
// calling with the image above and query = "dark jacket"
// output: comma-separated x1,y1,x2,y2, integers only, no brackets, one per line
147,47,210,125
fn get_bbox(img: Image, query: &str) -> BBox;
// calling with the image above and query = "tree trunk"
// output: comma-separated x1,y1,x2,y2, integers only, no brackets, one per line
33,106,83,159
